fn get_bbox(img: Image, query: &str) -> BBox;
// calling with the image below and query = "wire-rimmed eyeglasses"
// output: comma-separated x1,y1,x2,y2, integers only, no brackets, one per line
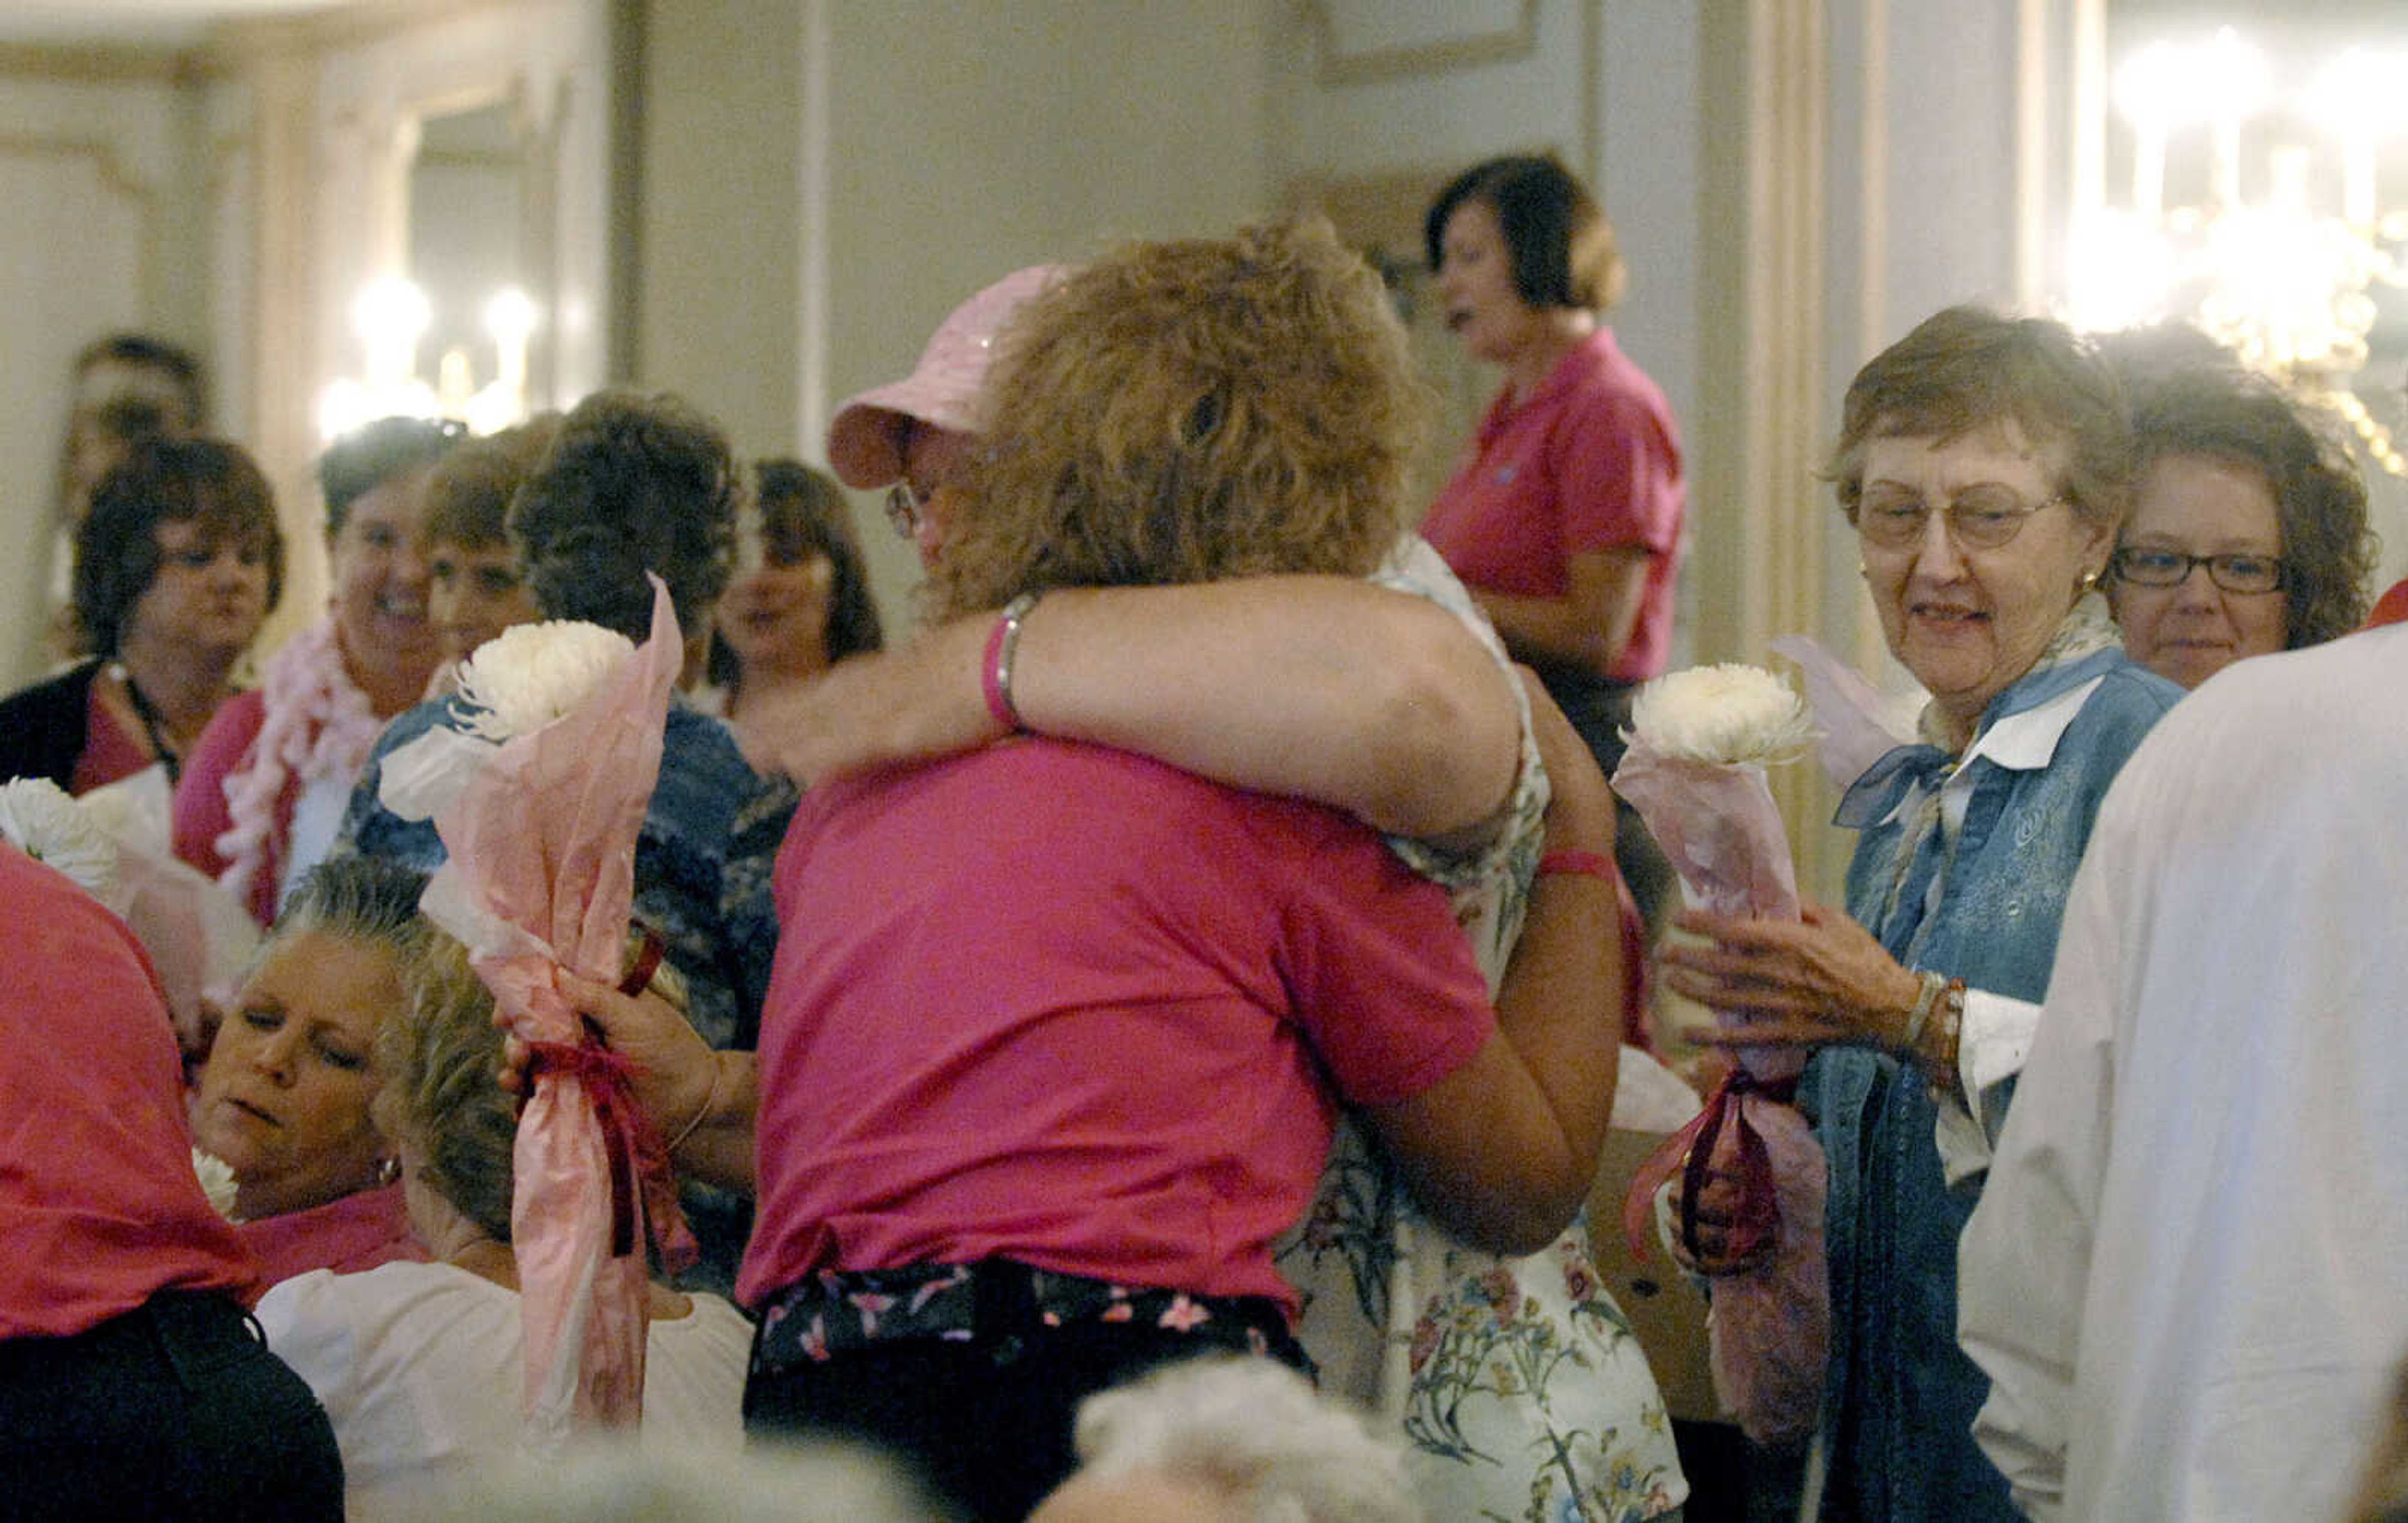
1856,486,2067,552
2110,545,2286,595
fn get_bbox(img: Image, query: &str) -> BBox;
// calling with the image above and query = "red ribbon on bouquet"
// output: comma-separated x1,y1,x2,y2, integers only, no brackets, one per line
1622,1067,1788,1265
521,1035,694,1272
425,577,690,1440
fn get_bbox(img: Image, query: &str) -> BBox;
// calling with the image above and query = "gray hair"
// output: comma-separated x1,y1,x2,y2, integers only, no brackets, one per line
252,856,432,986
1066,1358,1422,1523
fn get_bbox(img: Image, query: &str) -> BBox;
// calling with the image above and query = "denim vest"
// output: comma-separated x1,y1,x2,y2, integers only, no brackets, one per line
1801,650,2180,1520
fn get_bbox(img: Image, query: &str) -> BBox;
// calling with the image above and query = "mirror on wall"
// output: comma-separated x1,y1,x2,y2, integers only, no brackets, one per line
410,100,522,387
404,98,535,429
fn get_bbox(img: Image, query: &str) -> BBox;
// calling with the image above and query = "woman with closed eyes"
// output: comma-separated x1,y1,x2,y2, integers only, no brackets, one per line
187,856,435,1283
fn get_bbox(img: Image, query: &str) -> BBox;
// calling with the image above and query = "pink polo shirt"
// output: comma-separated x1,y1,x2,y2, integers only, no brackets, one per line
1420,327,1685,682
738,739,1496,1316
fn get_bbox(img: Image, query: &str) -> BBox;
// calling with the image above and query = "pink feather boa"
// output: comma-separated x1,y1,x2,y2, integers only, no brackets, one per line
210,619,385,911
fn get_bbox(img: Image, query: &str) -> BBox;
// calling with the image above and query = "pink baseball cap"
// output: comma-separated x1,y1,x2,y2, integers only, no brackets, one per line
825,264,1072,490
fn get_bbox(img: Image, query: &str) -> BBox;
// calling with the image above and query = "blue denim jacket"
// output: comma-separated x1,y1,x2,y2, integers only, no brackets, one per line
1800,649,2180,1520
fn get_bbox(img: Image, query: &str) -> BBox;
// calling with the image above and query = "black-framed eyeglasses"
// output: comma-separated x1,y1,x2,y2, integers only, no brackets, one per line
1856,486,2066,552
884,480,926,540
2110,545,2286,595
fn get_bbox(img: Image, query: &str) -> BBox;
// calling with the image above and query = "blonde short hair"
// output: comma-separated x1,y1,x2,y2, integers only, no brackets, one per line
926,218,1423,619
374,930,689,1245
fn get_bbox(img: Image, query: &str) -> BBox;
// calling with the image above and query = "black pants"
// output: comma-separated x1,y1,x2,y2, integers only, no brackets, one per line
744,1287,1306,1522
0,1292,344,1521
1536,664,1677,944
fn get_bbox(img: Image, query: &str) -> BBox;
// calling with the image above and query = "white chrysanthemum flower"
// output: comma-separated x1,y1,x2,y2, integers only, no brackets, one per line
1626,662,1815,766
454,620,637,742
0,776,122,907
192,1147,241,1221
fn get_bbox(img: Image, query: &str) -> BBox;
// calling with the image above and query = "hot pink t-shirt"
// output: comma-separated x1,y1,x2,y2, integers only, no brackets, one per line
238,1182,427,1287
737,739,1496,1315
1419,327,1685,682
1,845,261,1338
71,677,153,796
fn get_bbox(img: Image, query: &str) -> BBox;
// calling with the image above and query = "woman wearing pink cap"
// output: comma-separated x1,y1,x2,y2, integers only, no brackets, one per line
751,266,1532,858
737,236,1685,1521
549,221,1629,1520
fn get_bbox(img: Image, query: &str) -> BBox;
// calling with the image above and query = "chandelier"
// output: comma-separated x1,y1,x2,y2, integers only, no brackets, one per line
2068,28,2408,475
317,277,539,442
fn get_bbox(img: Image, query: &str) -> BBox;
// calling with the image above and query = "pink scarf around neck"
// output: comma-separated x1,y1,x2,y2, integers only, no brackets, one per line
210,618,386,912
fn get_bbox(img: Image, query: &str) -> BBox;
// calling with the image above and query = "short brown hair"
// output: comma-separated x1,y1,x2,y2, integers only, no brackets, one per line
423,413,563,551
706,459,884,688
74,437,285,657
929,218,1423,618
1827,305,2133,535
1423,154,1627,313
509,390,736,640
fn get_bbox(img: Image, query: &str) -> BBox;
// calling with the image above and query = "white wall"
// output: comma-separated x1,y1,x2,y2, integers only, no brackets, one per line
0,59,213,686
634,0,803,459
806,0,1278,626
1269,2,1719,667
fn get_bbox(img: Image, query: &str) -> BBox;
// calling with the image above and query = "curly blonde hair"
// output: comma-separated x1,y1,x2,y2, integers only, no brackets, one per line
926,218,1425,618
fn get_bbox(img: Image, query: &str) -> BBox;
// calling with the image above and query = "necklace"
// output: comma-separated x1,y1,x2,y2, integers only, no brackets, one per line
110,661,185,788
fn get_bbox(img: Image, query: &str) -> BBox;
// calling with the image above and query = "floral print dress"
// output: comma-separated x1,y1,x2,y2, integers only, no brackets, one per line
1272,540,1686,1523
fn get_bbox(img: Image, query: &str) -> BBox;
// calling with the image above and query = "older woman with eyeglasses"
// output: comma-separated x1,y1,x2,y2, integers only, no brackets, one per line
2104,361,2376,689
1657,306,2184,1521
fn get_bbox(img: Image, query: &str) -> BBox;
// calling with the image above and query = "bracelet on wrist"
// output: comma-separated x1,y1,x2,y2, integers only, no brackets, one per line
665,1054,726,1157
1537,848,1616,882
1899,969,1948,1053
1938,979,1967,1085
1912,976,1968,1095
980,590,1045,732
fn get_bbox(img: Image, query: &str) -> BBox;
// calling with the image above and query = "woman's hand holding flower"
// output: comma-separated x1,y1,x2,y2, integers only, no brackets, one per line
1657,902,1925,1055
500,971,707,1111
500,971,757,1191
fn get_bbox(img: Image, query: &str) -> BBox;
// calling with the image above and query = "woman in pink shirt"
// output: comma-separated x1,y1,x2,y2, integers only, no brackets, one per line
549,221,1625,1522
1420,154,1686,929
188,856,434,1283
0,841,342,1516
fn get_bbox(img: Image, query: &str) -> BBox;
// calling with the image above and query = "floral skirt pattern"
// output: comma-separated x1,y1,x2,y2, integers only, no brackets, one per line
1278,1122,1686,1523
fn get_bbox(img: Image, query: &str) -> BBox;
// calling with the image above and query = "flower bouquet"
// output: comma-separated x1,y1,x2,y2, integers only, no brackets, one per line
1610,662,1829,1444
377,577,692,1443
0,777,123,910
